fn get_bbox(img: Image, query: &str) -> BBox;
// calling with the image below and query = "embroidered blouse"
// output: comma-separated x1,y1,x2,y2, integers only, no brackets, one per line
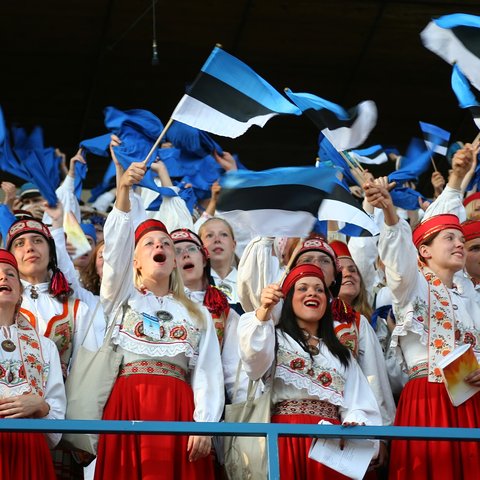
100,205,224,423
0,322,66,448
238,312,382,426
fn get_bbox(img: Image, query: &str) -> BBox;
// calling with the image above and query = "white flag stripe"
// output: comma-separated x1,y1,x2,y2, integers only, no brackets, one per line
349,150,388,165
425,141,448,156
318,199,379,236
171,95,278,138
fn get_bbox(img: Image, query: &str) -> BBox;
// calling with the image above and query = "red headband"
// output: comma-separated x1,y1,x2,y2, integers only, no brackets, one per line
292,236,340,272
170,228,209,259
329,240,352,259
281,264,325,296
134,219,170,246
462,220,480,242
7,218,52,250
463,192,480,208
412,214,463,248
0,249,18,272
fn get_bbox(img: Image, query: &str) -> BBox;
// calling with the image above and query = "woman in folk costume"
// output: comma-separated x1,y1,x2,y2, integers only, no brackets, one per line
238,235,396,432
0,249,66,479
94,161,224,480
238,263,381,479
170,228,248,403
6,217,98,478
365,178,480,479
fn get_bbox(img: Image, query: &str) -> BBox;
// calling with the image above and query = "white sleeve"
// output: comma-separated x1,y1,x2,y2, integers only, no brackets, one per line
191,309,225,422
377,218,421,306
237,311,275,381
348,236,380,308
42,337,67,448
339,357,382,426
100,206,136,318
237,237,283,312
423,185,466,221
356,316,396,425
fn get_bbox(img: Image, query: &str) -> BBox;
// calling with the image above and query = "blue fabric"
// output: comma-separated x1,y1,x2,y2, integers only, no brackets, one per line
0,205,16,248
22,152,58,206
74,159,87,201
285,89,349,119
434,13,480,29
389,138,433,183
11,125,44,151
451,64,480,109
166,121,223,158
80,223,97,243
88,160,116,203
370,305,395,330
317,133,358,186
390,187,427,211
80,133,111,157
199,47,301,115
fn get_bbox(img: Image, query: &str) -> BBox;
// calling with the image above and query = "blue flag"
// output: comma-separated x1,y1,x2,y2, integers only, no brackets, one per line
166,121,223,158
171,45,301,138
451,64,480,129
419,121,450,156
389,138,434,184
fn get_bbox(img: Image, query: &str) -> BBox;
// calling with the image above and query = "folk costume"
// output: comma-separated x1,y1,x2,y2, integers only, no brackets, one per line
94,209,224,480
379,214,480,479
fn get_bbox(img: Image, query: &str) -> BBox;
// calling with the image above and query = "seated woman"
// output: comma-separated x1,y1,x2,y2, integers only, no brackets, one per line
238,263,381,479
94,160,224,480
0,249,66,479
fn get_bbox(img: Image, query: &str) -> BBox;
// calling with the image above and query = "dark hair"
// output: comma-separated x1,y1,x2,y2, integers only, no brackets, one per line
417,230,441,264
277,287,351,368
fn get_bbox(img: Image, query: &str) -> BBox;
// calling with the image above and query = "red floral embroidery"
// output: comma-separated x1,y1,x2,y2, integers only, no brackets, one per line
464,332,476,347
159,326,165,338
134,322,144,337
18,365,26,379
306,368,314,377
318,372,332,387
0,365,5,378
289,358,305,370
170,326,187,340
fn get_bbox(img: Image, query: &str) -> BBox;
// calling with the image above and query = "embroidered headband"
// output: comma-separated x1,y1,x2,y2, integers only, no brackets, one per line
292,236,339,272
281,264,325,297
412,214,463,248
6,218,52,250
462,220,480,242
134,219,170,246
170,228,209,259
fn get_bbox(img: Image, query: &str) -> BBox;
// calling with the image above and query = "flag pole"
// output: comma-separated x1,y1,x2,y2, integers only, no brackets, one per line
142,118,174,165
472,131,480,146
430,155,438,172
277,238,305,285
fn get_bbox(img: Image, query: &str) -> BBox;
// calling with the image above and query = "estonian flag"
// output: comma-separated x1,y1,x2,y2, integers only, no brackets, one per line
285,89,377,150
451,64,480,129
421,13,480,91
419,121,450,156
216,166,338,237
171,45,301,138
348,145,388,165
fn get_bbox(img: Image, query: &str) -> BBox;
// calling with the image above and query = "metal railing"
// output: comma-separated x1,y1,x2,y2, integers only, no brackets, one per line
2,419,480,479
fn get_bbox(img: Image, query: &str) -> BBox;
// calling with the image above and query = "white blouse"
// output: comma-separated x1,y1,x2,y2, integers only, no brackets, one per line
0,324,66,448
100,205,224,423
238,312,381,425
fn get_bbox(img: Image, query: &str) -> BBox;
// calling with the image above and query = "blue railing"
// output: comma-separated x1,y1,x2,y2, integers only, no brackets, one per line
2,420,480,479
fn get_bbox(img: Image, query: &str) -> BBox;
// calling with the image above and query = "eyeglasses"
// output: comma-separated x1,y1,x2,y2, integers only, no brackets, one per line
174,245,201,256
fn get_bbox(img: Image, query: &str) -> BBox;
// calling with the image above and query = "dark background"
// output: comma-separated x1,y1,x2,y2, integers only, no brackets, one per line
1,0,480,190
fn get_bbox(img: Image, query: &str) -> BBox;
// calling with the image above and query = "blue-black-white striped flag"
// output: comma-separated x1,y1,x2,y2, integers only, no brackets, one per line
348,145,388,165
419,121,450,156
451,64,480,129
421,13,480,91
171,46,301,138
284,89,377,150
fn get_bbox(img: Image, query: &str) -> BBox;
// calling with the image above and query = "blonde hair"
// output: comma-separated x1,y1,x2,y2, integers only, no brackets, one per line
198,217,239,267
351,274,373,321
465,199,480,220
134,263,204,328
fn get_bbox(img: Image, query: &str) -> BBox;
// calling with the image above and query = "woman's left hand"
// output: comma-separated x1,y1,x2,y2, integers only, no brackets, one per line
0,393,49,418
464,368,480,387
187,435,212,462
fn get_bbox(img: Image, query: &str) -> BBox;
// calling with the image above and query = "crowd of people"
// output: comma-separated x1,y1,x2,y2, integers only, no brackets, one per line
0,132,479,480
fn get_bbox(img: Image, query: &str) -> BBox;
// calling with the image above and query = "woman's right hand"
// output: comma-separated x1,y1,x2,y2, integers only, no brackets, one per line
256,284,283,321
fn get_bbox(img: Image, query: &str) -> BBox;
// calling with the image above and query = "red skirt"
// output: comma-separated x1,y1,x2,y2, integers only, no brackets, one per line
0,432,56,479
271,413,351,480
94,374,215,480
389,377,480,479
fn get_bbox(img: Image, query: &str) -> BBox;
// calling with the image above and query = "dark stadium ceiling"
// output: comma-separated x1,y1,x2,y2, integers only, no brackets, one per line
1,0,480,187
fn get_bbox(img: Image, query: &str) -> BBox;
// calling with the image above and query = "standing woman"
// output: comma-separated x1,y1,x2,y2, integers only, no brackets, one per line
365,176,480,480
0,249,66,479
94,160,224,480
198,218,243,314
238,264,381,479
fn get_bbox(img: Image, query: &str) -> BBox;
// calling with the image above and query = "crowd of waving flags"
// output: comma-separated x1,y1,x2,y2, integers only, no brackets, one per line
1,11,480,238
